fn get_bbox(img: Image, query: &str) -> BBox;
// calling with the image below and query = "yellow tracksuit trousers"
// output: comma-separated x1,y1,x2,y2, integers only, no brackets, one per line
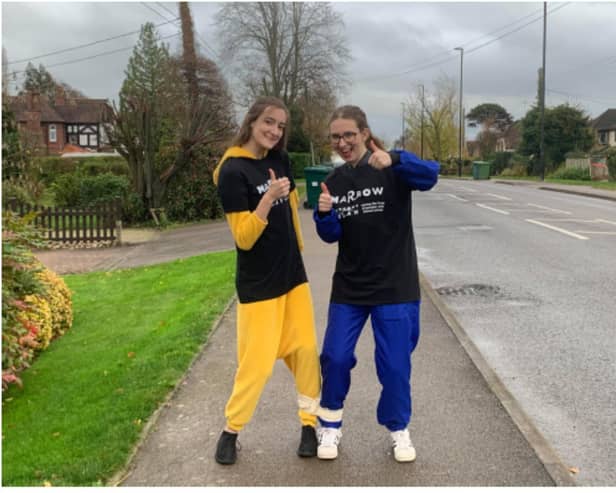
225,282,321,432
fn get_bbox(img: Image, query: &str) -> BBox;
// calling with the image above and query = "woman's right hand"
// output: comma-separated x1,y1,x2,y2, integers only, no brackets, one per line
318,182,333,213
266,168,290,201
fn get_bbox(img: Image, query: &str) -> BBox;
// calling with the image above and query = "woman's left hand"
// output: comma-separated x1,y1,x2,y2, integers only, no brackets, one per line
367,140,392,170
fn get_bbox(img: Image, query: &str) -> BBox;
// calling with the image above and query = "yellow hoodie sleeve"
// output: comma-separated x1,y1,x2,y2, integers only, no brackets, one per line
289,189,304,252
226,211,268,251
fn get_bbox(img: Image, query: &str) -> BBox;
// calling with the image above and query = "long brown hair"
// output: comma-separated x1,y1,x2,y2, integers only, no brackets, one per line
232,96,290,151
329,105,385,150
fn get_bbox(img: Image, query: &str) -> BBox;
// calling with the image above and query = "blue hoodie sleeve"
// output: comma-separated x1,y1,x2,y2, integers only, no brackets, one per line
313,208,342,243
390,149,440,191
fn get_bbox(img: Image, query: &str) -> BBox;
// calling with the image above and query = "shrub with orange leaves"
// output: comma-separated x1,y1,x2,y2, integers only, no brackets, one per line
2,211,73,390
37,268,73,339
22,294,53,350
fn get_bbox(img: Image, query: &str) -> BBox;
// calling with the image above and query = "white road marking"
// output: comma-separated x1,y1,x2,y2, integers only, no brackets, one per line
525,219,589,240
456,186,478,192
485,193,512,201
476,203,510,215
527,203,572,215
458,225,493,231
447,194,468,202
574,231,616,235
537,218,616,225
537,218,599,223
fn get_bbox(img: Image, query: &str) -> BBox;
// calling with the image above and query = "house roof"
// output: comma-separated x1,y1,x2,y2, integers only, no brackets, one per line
592,109,616,130
55,99,110,123
6,94,111,124
7,96,65,122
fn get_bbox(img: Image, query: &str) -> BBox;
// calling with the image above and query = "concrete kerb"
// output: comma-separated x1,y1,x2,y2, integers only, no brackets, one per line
107,294,238,487
493,179,616,202
419,272,577,487
537,186,616,202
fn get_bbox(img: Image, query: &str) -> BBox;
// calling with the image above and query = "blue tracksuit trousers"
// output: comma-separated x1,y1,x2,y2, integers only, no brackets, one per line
318,301,420,432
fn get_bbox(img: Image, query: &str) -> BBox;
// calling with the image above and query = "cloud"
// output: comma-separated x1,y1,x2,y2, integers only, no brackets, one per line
2,1,615,142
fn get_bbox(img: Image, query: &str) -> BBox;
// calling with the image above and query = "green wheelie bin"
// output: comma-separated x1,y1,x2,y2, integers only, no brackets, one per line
472,161,491,180
303,165,333,209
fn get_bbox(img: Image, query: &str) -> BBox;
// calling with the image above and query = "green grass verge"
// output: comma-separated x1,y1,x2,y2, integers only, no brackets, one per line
544,178,616,190
295,179,306,201
2,251,236,486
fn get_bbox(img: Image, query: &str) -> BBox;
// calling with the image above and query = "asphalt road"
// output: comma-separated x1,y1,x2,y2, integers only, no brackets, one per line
414,178,616,486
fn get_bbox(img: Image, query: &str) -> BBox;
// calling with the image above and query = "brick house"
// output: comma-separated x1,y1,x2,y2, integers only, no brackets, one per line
495,122,521,152
592,109,616,148
7,88,113,155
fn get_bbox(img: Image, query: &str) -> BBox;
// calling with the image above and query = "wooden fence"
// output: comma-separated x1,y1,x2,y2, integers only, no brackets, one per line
5,199,120,243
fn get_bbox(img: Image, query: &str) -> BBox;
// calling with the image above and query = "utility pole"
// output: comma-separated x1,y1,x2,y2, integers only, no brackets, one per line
454,47,464,177
419,84,425,159
539,1,547,181
401,103,405,149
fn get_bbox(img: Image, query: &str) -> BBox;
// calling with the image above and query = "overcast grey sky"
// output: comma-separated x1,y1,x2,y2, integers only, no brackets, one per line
2,1,615,143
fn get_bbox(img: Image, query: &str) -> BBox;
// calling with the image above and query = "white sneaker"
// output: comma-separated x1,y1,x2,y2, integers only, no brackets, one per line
317,427,342,459
390,429,416,462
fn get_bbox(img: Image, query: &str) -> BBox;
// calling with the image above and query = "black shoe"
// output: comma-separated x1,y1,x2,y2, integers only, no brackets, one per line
215,430,238,465
297,425,318,457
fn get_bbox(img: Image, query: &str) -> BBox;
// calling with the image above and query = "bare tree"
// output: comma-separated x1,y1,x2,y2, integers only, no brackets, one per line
179,1,198,108
404,76,458,162
2,46,9,97
215,2,350,108
162,1,236,182
58,81,87,100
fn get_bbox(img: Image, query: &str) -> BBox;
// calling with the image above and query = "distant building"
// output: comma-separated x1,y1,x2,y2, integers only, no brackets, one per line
495,122,521,152
6,88,113,155
592,109,616,148
465,140,481,158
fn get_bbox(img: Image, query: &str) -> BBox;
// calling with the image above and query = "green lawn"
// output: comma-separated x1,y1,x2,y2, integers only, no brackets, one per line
2,251,236,486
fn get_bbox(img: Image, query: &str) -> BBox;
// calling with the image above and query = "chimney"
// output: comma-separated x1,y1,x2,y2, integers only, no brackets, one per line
55,85,65,106
27,90,41,111
24,90,43,148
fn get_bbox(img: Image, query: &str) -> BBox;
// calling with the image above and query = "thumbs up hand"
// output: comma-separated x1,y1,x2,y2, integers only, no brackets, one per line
318,181,334,213
266,168,290,201
367,140,392,170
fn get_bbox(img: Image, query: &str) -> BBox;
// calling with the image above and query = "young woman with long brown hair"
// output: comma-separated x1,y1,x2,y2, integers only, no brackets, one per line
313,104,439,462
212,96,320,465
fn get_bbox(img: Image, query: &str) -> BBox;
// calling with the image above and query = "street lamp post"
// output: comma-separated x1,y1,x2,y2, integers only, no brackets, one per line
419,83,425,159
454,47,464,177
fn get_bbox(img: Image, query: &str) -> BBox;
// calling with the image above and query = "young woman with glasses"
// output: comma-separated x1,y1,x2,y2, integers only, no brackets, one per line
212,96,320,465
313,105,439,462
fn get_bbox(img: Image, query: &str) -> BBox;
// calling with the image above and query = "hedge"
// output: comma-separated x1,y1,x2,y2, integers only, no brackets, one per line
289,152,312,179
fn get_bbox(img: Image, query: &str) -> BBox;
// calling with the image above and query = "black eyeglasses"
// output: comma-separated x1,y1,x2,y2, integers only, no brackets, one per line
329,131,358,144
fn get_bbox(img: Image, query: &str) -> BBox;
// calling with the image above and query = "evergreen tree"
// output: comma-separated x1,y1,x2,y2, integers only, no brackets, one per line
22,63,56,101
2,105,27,180
110,22,172,210
287,104,310,153
519,104,594,173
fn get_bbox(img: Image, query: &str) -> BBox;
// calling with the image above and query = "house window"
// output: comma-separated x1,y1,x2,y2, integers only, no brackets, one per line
49,124,57,143
90,134,98,146
79,134,88,146
599,131,608,145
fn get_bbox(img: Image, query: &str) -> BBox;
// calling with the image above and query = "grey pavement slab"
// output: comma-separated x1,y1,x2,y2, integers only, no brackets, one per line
116,209,556,486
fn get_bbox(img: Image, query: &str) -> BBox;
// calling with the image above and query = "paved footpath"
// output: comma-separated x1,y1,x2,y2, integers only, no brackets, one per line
34,207,574,486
